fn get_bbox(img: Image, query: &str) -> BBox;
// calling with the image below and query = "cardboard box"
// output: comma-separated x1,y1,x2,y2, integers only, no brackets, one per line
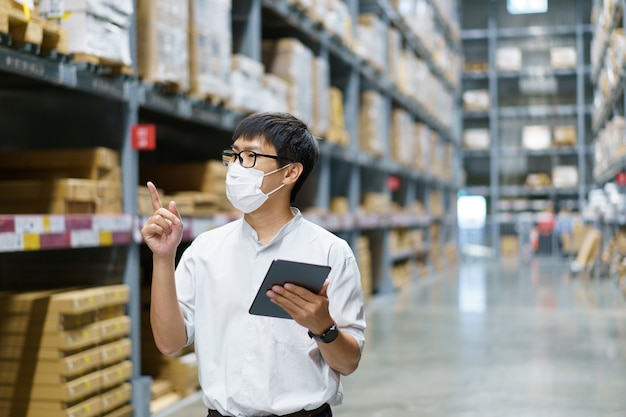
522,125,551,150
552,166,578,188
525,173,552,188
101,383,132,415
359,90,386,156
262,38,314,123
103,404,133,417
463,128,490,150
229,54,265,113
140,161,225,195
496,47,522,71
550,46,577,68
1,394,103,417
463,89,489,112
553,125,577,146
311,56,330,137
501,236,519,257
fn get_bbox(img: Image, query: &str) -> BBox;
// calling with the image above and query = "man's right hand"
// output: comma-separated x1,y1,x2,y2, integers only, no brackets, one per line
141,181,184,259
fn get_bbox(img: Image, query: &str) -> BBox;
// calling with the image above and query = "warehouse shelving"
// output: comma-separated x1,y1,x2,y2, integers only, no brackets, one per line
461,0,592,255
0,0,461,415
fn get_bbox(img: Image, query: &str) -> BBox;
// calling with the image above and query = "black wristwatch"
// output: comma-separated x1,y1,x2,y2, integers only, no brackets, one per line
308,322,339,343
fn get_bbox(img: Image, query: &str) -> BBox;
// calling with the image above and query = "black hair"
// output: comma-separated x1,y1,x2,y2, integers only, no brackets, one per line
232,112,319,202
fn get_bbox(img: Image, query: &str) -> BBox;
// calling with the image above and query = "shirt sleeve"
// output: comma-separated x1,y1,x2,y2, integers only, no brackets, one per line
327,240,367,352
175,244,197,347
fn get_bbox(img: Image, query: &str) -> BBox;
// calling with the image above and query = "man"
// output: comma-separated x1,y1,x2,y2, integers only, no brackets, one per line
142,112,366,417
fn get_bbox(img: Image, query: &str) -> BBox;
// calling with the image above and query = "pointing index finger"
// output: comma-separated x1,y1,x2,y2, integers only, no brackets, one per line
147,181,163,210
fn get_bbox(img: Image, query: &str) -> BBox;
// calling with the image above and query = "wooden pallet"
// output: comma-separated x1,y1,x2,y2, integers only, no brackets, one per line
73,53,133,76
0,5,69,58
189,91,227,107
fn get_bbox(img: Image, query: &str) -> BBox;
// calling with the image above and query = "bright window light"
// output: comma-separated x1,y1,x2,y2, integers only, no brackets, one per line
508,0,548,14
457,195,487,229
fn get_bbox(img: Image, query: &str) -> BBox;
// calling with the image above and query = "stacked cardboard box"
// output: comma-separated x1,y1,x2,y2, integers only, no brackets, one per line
355,14,386,72
189,0,231,102
463,128,490,150
0,147,122,214
414,123,430,171
359,90,386,157
326,87,350,146
391,261,412,289
0,285,132,417
571,227,602,273
320,0,353,48
594,117,626,178
262,38,314,124
550,46,577,68
463,89,489,112
553,125,577,146
361,192,392,214
140,160,231,216
525,173,552,188
390,109,415,167
311,56,330,138
496,47,522,71
387,27,402,86
356,236,373,297
137,0,189,91
552,166,579,188
229,54,265,113
262,73,290,114
330,196,350,215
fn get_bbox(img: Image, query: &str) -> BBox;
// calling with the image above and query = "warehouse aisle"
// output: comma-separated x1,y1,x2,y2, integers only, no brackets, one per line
161,257,626,417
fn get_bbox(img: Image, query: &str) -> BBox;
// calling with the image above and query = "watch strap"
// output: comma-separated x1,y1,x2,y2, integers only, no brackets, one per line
308,322,339,343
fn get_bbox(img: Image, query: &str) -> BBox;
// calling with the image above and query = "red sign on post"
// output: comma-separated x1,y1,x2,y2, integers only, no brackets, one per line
616,171,626,186
132,124,156,150
386,175,401,192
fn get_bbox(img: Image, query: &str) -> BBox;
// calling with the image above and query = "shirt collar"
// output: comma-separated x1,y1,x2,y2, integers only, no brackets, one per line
241,208,302,249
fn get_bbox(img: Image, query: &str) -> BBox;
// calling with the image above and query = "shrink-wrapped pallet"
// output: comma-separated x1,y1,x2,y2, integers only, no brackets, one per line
262,74,289,113
40,0,133,65
356,14,386,71
311,56,330,137
229,54,265,113
137,0,189,91
262,38,313,124
390,108,414,167
189,0,231,101
359,90,386,157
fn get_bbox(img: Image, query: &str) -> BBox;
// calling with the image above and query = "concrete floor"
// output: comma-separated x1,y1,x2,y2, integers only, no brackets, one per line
156,257,626,417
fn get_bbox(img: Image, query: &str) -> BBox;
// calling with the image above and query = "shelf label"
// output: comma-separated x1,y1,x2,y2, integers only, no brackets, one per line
71,230,100,247
99,231,113,246
23,233,40,250
0,233,22,252
15,216,44,233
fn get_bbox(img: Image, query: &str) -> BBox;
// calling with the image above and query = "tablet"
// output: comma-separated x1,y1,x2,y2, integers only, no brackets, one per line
249,259,332,319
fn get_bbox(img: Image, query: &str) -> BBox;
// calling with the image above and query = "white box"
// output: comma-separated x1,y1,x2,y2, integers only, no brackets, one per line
550,47,577,68
522,125,551,150
463,129,490,150
552,166,579,188
496,47,522,71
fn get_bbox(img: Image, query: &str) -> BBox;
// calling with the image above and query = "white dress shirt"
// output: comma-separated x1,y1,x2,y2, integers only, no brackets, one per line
175,208,366,416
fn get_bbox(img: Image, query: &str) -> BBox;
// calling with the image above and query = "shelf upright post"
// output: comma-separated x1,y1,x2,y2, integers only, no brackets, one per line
126,1,151,416
314,42,331,212
576,0,587,211
233,0,262,61
344,0,361,251
488,0,500,254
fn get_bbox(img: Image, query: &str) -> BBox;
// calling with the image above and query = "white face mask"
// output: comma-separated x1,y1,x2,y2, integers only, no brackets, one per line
225,163,291,213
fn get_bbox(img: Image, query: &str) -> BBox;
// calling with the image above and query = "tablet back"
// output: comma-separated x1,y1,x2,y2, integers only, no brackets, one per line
249,259,331,319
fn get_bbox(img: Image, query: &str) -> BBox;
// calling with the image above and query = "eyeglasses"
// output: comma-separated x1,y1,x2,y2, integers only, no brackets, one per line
222,149,291,168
